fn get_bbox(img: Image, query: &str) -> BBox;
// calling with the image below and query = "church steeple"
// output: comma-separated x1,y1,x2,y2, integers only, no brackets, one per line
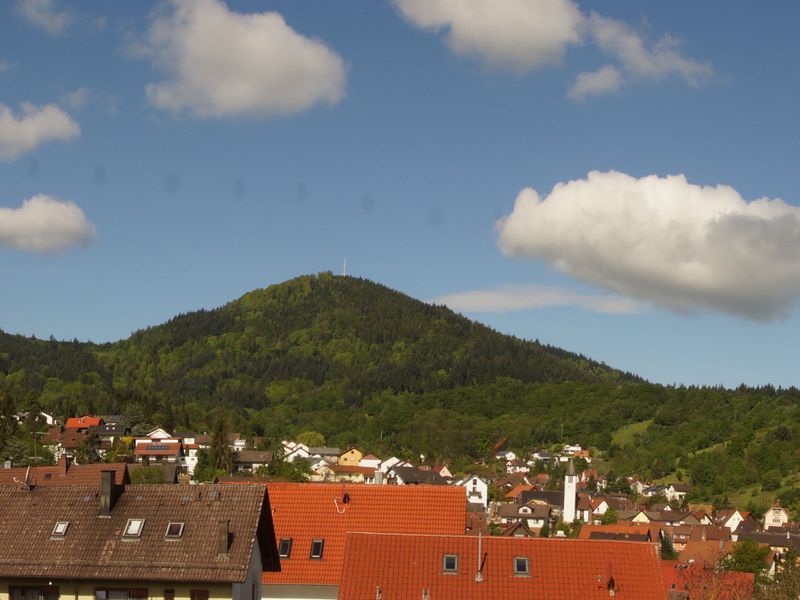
563,459,578,524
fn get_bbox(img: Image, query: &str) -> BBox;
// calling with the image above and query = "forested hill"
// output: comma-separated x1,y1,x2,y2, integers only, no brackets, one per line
0,272,632,418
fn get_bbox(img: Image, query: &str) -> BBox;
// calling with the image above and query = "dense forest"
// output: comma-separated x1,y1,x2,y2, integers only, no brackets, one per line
2,272,800,515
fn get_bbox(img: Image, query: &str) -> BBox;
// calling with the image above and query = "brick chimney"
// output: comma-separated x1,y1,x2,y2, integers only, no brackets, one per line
58,454,69,478
217,520,230,557
100,470,120,517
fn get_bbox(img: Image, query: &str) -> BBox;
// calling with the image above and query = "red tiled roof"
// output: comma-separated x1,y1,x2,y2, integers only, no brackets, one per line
578,524,653,540
257,482,466,586
505,484,533,500
65,416,101,429
339,534,666,599
0,462,128,486
662,561,754,599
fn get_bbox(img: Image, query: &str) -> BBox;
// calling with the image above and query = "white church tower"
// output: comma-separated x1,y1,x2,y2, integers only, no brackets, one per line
563,459,578,524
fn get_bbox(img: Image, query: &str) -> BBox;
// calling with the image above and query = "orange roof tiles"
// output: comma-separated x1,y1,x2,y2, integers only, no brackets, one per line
578,524,654,540
65,416,101,429
339,534,666,599
258,482,466,586
505,484,533,500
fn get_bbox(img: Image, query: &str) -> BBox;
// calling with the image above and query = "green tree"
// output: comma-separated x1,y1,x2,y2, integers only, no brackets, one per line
296,431,325,447
600,507,618,525
210,416,233,474
660,535,678,560
723,539,770,579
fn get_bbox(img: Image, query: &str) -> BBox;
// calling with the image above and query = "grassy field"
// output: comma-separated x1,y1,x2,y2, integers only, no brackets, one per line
611,419,653,447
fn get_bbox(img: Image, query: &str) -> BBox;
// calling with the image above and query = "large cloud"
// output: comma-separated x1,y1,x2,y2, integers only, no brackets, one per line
496,171,800,320
15,0,72,35
140,0,346,118
393,0,583,72
433,285,643,315
0,195,95,253
0,102,80,161
394,0,712,98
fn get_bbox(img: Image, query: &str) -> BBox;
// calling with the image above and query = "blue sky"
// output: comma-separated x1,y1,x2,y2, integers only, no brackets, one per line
2,0,800,388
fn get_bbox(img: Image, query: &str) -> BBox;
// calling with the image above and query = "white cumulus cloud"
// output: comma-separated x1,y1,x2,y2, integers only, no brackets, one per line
0,194,96,253
393,0,583,72
568,64,621,100
15,0,72,35
0,102,80,161
140,0,346,118
496,171,800,321
433,284,644,315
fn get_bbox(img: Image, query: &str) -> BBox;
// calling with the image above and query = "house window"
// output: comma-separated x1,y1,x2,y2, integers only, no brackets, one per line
189,591,208,600
443,554,458,573
11,587,59,600
52,521,69,537
95,589,147,600
279,537,293,558
164,591,174,600
514,556,530,576
310,538,324,559
123,518,145,538
164,522,184,539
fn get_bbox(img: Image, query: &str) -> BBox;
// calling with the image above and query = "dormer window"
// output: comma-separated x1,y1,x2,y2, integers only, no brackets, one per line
310,538,324,559
52,521,69,538
279,538,293,558
123,519,145,538
165,522,184,539
443,554,458,573
514,556,530,576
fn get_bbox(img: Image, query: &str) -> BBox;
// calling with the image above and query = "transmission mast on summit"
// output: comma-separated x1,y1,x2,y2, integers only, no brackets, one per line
342,258,347,277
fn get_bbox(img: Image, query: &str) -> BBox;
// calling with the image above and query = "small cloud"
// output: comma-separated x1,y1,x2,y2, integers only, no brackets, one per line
0,102,80,161
433,285,644,315
587,13,713,86
393,0,583,73
497,170,800,320
0,194,95,253
15,0,72,35
568,64,622,101
61,87,119,114
138,0,346,118
0,59,12,73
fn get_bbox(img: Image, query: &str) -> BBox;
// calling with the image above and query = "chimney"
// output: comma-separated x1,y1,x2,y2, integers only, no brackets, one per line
217,520,230,557
59,454,69,477
374,470,383,485
100,470,120,517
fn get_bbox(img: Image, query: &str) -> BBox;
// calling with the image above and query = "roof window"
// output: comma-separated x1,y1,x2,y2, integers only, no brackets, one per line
279,537,293,558
51,521,69,537
123,518,145,538
514,556,530,576
165,522,184,539
310,538,324,559
443,554,458,573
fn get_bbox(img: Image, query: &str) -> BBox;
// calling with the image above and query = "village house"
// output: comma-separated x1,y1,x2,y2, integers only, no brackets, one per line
258,482,466,600
454,475,489,510
763,502,790,530
337,534,667,599
0,476,279,600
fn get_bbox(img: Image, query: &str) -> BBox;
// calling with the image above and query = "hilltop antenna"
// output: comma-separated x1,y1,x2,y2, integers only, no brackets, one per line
342,258,347,277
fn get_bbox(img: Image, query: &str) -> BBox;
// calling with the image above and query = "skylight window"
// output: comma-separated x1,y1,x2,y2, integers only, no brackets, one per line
279,537,293,558
443,554,458,573
52,521,69,537
123,518,145,538
310,538,324,559
165,522,185,539
514,556,530,576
